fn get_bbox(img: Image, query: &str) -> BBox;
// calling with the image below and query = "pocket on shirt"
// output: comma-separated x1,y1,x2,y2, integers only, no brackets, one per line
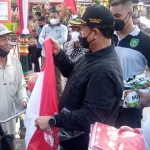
9,82,18,97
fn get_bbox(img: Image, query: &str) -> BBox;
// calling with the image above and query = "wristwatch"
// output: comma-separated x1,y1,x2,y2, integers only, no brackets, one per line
49,117,56,127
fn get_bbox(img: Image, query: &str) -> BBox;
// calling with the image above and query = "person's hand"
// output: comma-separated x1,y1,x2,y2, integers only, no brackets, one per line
119,126,134,133
135,89,150,108
35,116,51,131
22,101,27,110
34,32,39,36
50,38,61,56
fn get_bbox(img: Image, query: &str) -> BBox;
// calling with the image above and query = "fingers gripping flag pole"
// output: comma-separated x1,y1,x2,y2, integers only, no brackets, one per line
24,38,59,150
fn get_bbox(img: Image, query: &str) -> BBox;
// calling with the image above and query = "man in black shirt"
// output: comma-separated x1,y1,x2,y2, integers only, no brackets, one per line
35,5,123,150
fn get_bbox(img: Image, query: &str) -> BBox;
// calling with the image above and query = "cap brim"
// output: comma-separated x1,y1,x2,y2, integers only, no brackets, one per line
68,24,81,28
0,30,12,36
69,20,82,25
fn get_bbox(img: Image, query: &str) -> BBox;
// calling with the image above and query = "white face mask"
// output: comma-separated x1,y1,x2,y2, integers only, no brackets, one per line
71,31,80,42
50,18,59,25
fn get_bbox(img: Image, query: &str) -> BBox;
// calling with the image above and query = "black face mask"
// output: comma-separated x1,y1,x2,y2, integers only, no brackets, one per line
0,48,9,57
79,30,95,49
39,25,44,28
114,13,129,31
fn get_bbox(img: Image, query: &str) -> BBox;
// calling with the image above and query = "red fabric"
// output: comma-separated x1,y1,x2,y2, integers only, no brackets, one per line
133,128,140,134
27,38,59,150
64,0,77,13
16,0,24,31
29,2,62,5
27,73,39,92
89,123,146,150
16,0,30,36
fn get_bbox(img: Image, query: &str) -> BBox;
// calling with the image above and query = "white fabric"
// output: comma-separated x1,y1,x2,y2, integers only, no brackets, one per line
139,16,150,27
22,0,29,34
24,71,44,148
140,112,150,149
71,31,80,42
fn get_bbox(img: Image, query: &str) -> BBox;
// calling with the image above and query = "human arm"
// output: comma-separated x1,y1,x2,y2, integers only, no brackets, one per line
142,32,150,68
16,62,28,109
36,70,119,132
56,25,68,45
51,38,74,78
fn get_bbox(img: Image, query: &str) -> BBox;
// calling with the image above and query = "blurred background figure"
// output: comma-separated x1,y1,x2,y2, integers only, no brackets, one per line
35,11,41,23
33,16,46,72
132,13,139,25
64,17,88,63
27,15,37,71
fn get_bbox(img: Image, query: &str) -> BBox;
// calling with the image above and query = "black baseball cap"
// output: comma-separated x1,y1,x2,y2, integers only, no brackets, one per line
80,5,114,27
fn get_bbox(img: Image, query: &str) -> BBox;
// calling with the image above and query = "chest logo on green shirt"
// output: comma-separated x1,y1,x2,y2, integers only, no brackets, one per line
56,29,59,33
130,38,139,48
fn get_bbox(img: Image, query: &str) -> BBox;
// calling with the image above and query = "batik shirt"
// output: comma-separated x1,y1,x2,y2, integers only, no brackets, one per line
64,40,89,63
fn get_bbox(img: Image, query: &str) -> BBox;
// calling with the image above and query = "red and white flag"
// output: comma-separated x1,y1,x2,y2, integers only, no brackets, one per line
24,38,59,150
89,123,146,150
16,0,30,35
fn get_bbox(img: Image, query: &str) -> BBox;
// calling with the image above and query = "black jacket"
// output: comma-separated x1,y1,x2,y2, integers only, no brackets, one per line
53,44,123,150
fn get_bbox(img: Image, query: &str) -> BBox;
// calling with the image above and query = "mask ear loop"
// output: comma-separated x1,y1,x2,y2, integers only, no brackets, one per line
87,30,94,38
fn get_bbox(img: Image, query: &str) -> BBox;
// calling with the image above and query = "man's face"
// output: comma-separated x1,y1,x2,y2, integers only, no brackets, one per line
35,15,39,21
110,4,129,20
50,12,59,19
72,26,81,32
38,21,45,26
132,18,138,25
81,25,97,42
0,34,11,53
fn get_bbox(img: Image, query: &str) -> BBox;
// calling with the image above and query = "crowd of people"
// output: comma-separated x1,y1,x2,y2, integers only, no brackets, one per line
0,0,150,150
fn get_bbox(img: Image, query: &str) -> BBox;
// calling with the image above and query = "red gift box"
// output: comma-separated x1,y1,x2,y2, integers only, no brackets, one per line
89,123,146,150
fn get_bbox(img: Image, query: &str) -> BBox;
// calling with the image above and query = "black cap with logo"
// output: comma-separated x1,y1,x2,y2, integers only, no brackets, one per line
80,5,114,27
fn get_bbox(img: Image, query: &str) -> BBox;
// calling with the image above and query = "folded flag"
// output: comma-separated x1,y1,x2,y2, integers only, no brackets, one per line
89,123,146,150
24,38,59,150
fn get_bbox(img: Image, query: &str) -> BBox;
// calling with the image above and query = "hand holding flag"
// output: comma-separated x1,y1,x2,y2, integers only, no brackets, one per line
24,37,59,150
35,116,51,131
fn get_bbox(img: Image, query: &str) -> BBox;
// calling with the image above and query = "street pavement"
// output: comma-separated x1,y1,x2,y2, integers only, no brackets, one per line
9,49,150,150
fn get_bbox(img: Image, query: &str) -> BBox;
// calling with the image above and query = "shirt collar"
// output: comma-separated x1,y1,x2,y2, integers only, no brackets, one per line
49,23,61,28
114,26,140,37
0,55,11,68
85,43,115,60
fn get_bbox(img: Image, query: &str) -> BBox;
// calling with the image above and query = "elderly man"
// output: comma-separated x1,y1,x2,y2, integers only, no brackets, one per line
0,24,28,150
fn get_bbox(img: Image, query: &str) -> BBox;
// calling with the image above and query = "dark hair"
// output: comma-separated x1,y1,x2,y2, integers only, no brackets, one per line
35,12,41,17
89,25,114,39
38,16,45,22
110,0,132,7
50,9,60,15
28,15,33,20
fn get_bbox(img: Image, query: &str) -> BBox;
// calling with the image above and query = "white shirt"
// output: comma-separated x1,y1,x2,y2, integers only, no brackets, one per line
140,112,150,149
39,24,68,57
0,55,28,134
